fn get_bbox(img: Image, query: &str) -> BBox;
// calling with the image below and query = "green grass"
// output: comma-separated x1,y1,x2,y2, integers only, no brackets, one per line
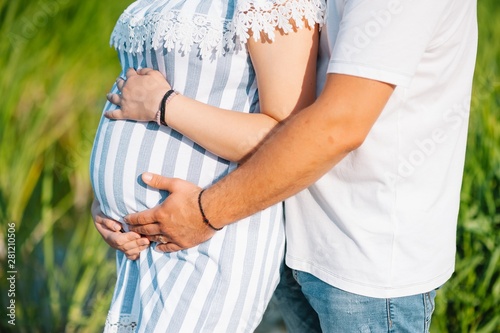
0,0,498,332
0,0,124,331
429,1,500,331
430,1,500,331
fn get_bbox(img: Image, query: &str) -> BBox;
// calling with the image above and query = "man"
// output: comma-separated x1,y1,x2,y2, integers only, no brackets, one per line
104,0,478,331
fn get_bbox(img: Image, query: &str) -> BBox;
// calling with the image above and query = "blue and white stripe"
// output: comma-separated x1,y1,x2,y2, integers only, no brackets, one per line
87,0,328,331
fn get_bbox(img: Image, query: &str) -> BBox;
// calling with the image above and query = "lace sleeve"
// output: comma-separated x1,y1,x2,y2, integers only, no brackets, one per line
234,0,326,43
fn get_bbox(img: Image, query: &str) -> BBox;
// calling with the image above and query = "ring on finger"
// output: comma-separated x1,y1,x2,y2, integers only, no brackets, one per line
116,77,126,88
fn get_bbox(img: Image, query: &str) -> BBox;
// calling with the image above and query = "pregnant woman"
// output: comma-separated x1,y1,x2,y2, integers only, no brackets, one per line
90,0,324,332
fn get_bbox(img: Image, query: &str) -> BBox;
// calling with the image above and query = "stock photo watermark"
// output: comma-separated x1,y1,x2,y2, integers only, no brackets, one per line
383,96,472,187
8,0,69,48
340,0,404,60
5,222,17,326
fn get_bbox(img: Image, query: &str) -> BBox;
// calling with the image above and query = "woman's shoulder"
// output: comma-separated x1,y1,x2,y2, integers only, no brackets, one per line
235,0,326,42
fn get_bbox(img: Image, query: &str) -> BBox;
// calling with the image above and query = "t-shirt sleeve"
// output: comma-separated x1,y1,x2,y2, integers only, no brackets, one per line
234,0,326,43
329,0,447,87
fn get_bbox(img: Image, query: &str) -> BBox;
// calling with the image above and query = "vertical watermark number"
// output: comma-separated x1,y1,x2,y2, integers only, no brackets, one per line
6,222,16,326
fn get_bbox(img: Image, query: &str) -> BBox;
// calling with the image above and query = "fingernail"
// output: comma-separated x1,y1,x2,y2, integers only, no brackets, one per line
142,172,153,182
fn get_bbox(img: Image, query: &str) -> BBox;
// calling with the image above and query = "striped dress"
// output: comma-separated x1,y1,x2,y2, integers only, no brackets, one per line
89,0,324,332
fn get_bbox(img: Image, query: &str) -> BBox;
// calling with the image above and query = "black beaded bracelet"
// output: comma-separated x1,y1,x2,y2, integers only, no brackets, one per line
159,89,177,127
198,189,223,231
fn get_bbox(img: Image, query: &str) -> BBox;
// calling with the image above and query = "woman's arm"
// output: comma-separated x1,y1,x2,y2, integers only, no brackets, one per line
166,25,318,161
106,23,319,162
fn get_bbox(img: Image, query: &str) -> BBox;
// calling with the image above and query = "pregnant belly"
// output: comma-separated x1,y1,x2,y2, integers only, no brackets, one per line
90,117,232,224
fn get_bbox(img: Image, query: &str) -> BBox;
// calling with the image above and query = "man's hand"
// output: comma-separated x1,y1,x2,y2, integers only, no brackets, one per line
105,68,171,122
124,173,216,252
92,200,150,260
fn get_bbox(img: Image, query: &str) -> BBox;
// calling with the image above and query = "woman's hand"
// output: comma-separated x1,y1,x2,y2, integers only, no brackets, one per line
91,200,150,260
105,68,171,122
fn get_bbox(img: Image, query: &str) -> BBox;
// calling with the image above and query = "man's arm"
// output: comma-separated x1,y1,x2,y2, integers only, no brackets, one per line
125,73,395,252
202,73,395,226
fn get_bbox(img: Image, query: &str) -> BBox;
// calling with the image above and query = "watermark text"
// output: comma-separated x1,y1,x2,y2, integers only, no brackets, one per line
6,222,17,326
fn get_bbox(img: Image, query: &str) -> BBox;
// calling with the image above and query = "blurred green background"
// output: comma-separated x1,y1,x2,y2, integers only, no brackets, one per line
0,0,498,332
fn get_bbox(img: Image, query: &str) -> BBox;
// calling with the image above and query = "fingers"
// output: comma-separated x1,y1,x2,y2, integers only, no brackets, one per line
92,201,123,232
116,76,126,92
104,107,125,120
96,222,150,260
138,68,155,75
117,232,150,249
146,235,168,243
156,243,184,252
91,198,152,260
117,234,150,260
115,67,137,92
98,213,123,232
94,217,127,245
113,231,142,246
124,244,149,260
106,92,122,106
127,223,161,235
141,172,176,191
126,67,138,78
138,68,166,81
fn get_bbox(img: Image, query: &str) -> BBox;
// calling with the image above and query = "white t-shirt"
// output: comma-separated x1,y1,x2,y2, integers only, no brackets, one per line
285,0,478,298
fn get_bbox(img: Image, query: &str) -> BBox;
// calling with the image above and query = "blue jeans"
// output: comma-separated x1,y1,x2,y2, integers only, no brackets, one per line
273,265,437,333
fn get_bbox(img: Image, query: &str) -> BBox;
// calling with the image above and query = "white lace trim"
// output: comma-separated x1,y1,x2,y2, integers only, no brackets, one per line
110,0,325,58
236,0,325,42
104,313,138,333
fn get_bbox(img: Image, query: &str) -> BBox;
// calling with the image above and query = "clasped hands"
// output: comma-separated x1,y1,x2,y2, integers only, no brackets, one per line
94,174,217,257
93,68,217,258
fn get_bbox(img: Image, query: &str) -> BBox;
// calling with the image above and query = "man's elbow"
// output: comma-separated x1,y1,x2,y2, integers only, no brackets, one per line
334,128,370,156
347,133,368,151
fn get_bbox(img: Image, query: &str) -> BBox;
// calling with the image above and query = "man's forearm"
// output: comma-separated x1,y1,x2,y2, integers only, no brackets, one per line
201,74,395,228
202,107,345,227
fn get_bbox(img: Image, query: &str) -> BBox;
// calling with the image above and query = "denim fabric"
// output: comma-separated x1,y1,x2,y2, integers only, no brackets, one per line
274,266,437,333
273,264,322,333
